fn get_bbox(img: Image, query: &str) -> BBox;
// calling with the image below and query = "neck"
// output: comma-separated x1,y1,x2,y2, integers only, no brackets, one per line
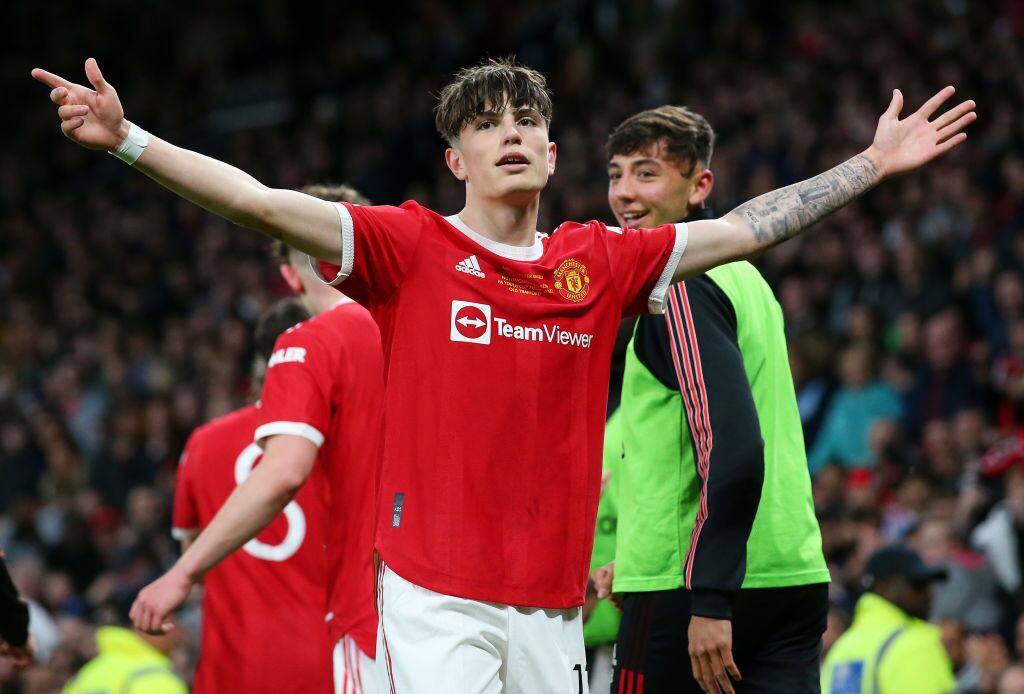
303,282,346,316
458,190,541,246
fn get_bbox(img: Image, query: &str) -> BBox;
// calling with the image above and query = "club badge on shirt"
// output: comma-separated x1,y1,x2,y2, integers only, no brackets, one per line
554,258,590,302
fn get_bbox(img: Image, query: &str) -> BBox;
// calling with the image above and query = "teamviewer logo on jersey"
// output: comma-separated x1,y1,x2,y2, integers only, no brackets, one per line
455,255,485,278
451,300,491,344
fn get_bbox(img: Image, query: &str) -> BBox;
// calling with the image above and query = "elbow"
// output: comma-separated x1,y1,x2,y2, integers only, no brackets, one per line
731,438,766,496
268,465,308,501
243,190,277,232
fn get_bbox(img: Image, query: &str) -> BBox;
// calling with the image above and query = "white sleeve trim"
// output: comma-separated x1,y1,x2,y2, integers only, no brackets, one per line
255,421,326,448
171,527,198,541
310,202,355,287
647,222,689,314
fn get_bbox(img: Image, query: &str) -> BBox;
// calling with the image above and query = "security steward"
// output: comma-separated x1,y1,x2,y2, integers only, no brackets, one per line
822,544,955,694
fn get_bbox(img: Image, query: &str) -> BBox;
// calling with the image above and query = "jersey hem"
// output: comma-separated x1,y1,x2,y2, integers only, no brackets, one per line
170,527,198,541
310,202,354,286
254,421,325,448
378,548,585,609
614,568,831,593
647,222,688,314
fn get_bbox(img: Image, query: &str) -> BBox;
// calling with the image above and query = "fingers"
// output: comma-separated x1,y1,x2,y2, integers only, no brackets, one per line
61,118,85,137
935,132,968,155
30,67,74,90
50,87,70,105
690,653,713,694
723,648,742,683
931,99,976,130
884,89,903,119
917,85,956,120
84,58,110,93
710,650,737,694
937,111,977,142
58,104,89,120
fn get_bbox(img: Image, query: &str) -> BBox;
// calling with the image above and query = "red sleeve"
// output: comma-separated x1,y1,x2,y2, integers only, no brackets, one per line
255,325,333,449
171,433,200,540
313,201,427,307
596,221,688,317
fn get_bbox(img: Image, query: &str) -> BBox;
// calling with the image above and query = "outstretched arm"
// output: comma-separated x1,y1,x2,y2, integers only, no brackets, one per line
674,86,976,280
32,59,341,261
129,434,316,634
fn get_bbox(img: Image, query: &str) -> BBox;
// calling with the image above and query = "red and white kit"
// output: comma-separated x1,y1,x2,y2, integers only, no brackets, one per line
173,404,332,694
256,300,386,694
318,201,686,692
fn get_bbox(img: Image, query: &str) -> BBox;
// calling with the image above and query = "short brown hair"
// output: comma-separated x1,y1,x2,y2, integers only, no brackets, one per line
434,57,553,144
252,298,311,385
606,106,715,176
271,183,370,266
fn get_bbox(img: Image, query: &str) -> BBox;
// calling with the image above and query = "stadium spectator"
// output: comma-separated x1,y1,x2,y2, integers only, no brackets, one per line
809,343,903,473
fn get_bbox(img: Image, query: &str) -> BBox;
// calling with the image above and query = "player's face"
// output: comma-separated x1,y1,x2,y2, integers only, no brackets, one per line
608,146,708,228
448,103,556,204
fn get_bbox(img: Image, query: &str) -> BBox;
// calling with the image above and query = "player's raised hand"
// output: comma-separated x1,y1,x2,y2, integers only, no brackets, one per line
868,86,976,179
31,58,126,151
129,565,193,635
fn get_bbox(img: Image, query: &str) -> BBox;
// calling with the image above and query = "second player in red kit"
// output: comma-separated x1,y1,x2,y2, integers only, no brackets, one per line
172,301,332,693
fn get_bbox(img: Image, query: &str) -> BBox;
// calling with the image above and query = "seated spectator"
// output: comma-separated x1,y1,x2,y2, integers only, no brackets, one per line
809,344,903,474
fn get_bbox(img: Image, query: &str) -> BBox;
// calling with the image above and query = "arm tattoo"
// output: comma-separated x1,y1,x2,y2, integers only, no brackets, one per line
731,154,881,247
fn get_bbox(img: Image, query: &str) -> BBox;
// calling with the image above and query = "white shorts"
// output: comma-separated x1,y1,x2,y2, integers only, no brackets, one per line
376,564,588,694
333,634,380,694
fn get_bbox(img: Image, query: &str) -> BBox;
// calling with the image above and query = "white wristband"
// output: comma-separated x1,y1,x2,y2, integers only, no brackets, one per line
109,123,149,165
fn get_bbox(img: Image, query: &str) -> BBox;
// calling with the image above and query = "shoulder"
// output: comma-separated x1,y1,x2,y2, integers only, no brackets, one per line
187,404,260,452
305,301,379,342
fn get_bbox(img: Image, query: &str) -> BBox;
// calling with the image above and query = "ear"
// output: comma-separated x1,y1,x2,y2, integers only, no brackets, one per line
445,146,467,182
547,141,557,175
689,168,714,207
279,263,304,296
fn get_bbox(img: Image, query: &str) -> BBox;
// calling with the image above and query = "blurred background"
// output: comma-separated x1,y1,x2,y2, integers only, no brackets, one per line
3,0,1024,691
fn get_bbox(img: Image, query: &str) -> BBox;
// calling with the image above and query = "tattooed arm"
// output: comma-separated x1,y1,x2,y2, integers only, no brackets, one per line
673,87,976,282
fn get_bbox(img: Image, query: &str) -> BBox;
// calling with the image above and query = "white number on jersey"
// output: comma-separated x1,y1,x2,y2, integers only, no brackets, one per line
234,443,306,561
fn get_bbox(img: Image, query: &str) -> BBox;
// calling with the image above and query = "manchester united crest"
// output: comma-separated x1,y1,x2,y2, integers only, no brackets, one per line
553,258,590,302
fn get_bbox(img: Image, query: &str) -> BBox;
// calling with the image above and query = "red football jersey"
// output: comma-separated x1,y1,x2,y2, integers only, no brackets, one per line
172,403,332,694
255,300,385,658
316,201,686,607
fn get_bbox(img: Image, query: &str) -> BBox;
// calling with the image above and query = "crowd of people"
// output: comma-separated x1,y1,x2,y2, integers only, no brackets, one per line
3,0,1024,691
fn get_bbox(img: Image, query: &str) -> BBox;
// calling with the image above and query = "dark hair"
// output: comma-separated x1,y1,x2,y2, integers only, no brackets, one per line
606,105,716,176
271,183,370,266
434,57,553,144
254,299,311,366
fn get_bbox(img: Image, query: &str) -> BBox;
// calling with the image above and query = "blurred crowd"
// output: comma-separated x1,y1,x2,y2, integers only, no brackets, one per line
3,0,1024,691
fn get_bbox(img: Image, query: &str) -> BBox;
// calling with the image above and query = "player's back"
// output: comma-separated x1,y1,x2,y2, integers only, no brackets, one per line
255,299,385,658
174,404,332,694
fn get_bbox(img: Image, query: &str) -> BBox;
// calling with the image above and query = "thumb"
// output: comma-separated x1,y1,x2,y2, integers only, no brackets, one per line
885,89,903,119
84,58,110,93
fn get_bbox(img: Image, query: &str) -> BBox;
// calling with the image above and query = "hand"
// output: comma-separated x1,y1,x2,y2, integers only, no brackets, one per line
129,565,194,635
866,86,976,179
31,58,127,151
688,616,741,694
0,635,35,671
591,561,622,610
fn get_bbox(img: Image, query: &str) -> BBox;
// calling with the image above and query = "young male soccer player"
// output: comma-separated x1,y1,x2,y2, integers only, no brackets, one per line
172,298,331,693
34,56,974,692
161,184,383,694
596,106,830,694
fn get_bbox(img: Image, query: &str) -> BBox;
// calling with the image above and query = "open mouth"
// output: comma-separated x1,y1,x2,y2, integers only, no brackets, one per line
497,153,530,170
621,210,649,226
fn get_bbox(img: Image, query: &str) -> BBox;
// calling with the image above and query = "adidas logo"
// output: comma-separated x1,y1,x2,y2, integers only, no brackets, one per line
455,255,485,278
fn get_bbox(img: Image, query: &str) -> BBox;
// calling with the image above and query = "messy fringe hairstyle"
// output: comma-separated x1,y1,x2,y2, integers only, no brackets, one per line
270,183,370,267
606,106,716,176
434,57,553,145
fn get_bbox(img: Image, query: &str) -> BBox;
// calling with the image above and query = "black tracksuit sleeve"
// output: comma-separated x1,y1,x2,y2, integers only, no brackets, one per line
634,278,765,620
0,557,29,647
